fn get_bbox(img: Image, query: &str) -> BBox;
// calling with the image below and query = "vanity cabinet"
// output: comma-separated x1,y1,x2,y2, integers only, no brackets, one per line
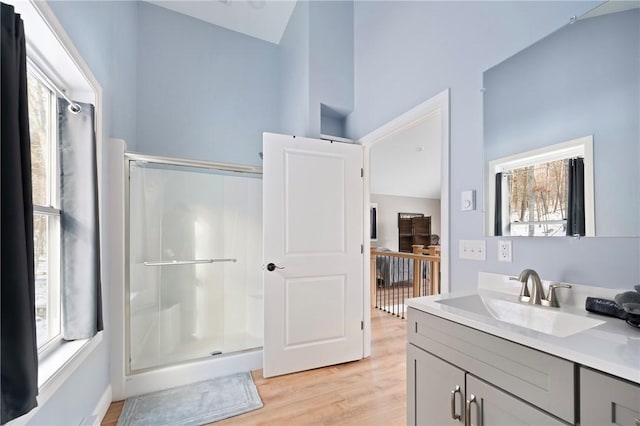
407,344,565,426
580,367,640,426
407,344,466,425
408,341,566,426
407,307,575,425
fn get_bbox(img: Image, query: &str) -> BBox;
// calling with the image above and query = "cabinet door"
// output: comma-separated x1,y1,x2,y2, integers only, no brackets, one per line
407,344,466,426
580,367,640,426
466,375,567,426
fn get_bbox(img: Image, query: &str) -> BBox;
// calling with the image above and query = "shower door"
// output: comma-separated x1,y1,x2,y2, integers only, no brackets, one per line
127,157,263,373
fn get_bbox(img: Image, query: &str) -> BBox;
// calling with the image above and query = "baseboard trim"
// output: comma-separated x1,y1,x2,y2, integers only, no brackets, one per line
90,385,112,426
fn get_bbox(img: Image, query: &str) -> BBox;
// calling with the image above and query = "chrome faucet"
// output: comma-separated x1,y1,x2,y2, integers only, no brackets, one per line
511,269,572,307
511,269,544,305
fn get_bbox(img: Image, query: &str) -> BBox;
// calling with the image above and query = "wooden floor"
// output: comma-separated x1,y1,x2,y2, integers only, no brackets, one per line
102,309,407,425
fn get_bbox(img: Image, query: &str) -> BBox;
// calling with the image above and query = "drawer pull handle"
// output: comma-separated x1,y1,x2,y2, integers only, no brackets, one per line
465,394,479,426
450,385,461,421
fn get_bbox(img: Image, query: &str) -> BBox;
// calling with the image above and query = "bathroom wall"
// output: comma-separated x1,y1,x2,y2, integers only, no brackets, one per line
309,0,354,138
135,2,280,166
279,1,310,138
371,194,441,251
347,0,639,290
279,0,354,138
49,1,138,150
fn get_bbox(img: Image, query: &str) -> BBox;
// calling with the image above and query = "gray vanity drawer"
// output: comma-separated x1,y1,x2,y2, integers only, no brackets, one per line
407,307,575,424
580,367,640,426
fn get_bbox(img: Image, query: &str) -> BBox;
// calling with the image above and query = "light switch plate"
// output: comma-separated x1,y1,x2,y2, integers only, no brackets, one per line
461,190,475,211
459,240,486,261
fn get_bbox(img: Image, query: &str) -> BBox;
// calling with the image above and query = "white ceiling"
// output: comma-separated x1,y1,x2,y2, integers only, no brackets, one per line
145,0,297,44
370,114,442,199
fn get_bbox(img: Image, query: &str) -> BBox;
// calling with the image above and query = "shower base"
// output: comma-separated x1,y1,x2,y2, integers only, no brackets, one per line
121,347,263,399
131,331,263,373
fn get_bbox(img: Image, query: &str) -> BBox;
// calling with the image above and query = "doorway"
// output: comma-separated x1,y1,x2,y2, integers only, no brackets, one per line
360,89,450,356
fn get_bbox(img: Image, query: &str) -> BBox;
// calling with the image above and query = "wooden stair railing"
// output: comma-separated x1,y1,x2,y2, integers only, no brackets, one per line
370,245,441,318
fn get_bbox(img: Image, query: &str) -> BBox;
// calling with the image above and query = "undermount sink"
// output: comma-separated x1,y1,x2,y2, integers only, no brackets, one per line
436,294,605,337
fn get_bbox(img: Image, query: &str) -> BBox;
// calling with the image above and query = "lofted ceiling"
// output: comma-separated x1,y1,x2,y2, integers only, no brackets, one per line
370,114,442,200
145,0,297,44
145,0,443,199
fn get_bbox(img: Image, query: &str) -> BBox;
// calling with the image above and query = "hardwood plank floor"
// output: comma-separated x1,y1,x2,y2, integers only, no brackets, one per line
102,309,407,425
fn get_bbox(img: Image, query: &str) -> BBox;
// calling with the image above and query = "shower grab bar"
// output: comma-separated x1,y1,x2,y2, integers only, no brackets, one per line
143,258,237,266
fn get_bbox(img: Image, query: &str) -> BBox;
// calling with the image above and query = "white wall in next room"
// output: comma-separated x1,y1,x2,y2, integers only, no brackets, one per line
371,193,440,252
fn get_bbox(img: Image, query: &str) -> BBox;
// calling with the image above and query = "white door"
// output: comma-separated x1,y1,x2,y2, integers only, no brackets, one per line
263,132,364,378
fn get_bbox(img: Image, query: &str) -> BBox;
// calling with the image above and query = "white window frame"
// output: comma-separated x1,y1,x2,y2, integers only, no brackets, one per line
27,64,64,357
487,135,595,237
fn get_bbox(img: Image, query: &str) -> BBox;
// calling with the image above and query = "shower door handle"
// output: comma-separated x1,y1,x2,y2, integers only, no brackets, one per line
266,263,285,272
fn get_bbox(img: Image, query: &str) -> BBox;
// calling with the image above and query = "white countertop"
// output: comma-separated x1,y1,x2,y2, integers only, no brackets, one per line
406,273,640,384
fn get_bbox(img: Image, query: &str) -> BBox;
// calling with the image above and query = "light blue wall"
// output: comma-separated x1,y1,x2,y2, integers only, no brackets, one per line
279,1,310,137
279,0,354,139
484,9,639,237
347,0,639,291
31,1,139,424
135,2,280,166
310,0,354,138
49,0,138,148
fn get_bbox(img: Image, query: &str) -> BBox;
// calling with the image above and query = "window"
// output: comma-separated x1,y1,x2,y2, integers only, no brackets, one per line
27,68,61,349
502,159,569,236
488,135,595,237
4,3,104,417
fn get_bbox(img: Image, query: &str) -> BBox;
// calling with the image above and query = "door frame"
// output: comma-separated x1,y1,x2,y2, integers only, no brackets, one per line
358,89,450,357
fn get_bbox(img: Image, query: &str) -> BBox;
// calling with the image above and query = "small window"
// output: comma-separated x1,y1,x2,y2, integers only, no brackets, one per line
488,135,595,237
27,69,62,349
502,159,569,236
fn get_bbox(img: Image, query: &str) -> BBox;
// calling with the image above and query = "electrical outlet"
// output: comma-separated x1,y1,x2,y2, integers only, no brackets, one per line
498,240,512,262
459,240,486,261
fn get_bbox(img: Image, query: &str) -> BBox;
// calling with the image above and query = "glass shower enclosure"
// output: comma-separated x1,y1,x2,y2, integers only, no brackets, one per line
126,154,263,373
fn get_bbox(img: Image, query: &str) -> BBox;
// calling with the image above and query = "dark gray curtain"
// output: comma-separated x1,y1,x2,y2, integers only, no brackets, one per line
1,3,39,423
494,172,503,236
566,157,586,236
59,99,103,340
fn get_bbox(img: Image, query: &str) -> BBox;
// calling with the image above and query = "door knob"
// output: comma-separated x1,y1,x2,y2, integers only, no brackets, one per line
266,263,284,272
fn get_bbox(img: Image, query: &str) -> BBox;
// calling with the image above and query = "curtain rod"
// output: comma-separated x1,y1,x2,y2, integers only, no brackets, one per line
26,56,82,113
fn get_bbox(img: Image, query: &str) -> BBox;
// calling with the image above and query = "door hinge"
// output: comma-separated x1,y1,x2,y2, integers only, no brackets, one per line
361,244,364,254
361,168,364,178
361,321,364,330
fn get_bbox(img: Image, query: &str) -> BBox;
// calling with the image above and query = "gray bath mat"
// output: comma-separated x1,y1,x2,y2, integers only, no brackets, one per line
117,372,263,426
